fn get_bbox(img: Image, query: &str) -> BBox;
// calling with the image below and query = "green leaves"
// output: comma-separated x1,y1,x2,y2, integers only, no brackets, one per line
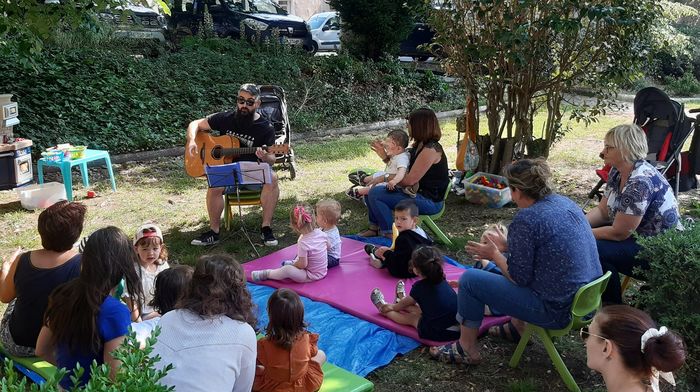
637,223,700,387
0,36,462,155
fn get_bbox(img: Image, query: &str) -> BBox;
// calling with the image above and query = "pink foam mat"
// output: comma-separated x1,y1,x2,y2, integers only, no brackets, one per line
244,238,509,346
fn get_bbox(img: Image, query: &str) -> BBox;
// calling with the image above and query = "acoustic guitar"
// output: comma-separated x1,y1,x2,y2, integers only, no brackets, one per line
185,133,290,178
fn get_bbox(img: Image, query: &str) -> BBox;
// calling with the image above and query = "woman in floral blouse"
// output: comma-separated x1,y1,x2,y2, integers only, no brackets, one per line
587,124,681,304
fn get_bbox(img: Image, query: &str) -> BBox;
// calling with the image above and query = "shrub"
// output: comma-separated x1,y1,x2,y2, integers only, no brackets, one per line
636,223,700,389
0,37,463,155
665,73,700,96
327,0,425,60
0,329,172,391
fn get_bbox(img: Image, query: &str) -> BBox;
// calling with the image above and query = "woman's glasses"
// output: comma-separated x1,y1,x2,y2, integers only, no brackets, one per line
237,97,256,107
579,327,607,342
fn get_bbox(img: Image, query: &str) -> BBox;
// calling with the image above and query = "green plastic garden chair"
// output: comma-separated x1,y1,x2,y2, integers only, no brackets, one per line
419,181,453,246
508,271,612,392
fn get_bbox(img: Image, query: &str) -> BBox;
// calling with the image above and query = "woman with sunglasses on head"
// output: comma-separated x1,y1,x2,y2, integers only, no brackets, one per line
586,124,681,304
0,201,86,357
359,108,450,238
430,159,602,365
583,305,686,392
186,83,281,248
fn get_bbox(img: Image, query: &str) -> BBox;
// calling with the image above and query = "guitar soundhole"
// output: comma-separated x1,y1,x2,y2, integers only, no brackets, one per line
211,147,222,159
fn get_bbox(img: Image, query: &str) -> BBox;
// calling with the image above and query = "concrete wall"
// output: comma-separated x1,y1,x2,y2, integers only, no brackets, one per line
287,0,332,20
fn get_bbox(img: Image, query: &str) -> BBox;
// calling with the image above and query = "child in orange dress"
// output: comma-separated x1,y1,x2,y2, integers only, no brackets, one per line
253,288,326,392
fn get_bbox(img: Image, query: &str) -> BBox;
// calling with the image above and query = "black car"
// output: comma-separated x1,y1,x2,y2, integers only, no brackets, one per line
399,22,442,61
170,0,313,51
98,3,167,41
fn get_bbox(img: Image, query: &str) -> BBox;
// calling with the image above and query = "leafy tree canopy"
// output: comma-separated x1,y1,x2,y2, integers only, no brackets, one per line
430,0,659,172
0,0,124,64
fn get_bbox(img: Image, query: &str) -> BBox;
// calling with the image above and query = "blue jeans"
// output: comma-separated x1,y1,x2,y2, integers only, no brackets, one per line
596,237,645,304
456,269,569,330
365,184,443,234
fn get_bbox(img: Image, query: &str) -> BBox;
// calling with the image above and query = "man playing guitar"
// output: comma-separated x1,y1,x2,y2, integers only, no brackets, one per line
186,83,280,247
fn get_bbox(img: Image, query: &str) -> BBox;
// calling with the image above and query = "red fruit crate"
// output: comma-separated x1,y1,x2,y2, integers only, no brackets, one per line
464,172,512,208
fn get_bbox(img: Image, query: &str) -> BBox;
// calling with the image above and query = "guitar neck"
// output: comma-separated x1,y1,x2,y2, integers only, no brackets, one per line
220,147,263,156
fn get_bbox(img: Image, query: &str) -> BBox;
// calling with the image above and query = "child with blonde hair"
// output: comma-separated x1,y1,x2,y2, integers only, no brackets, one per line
252,203,328,282
473,223,508,273
127,224,170,321
253,288,325,392
315,199,342,268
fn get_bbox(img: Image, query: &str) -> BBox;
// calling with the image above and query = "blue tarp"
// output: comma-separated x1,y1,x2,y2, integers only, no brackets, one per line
248,283,419,377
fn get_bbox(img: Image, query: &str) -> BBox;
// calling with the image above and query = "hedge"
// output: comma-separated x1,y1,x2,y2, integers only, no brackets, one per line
0,37,464,154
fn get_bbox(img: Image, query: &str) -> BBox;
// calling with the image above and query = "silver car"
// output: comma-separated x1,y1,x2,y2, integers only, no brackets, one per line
307,12,340,53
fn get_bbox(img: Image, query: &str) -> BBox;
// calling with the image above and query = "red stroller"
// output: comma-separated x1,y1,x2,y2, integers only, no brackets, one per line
586,87,699,206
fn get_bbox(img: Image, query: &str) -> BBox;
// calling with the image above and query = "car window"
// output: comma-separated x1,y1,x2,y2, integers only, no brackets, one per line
248,0,285,14
223,0,245,11
308,14,325,30
328,16,340,30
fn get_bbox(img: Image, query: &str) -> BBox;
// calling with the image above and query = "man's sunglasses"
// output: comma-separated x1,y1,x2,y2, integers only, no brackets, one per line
237,97,256,107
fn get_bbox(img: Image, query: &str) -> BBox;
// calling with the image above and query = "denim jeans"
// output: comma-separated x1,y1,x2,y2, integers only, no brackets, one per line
365,184,443,234
456,269,569,330
596,237,646,304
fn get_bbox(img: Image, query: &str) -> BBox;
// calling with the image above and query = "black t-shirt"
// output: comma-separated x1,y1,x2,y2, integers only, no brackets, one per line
409,279,459,331
207,110,276,162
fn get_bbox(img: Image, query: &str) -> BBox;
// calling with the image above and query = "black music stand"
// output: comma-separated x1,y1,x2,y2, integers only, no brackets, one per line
205,162,272,257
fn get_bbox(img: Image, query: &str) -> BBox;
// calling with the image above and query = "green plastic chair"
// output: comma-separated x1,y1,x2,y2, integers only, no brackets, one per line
508,271,612,392
419,181,453,246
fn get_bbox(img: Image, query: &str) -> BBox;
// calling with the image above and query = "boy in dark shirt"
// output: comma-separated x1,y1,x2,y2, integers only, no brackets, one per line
365,199,433,278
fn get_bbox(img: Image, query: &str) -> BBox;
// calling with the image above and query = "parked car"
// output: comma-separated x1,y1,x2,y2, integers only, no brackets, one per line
307,12,340,52
97,3,167,41
399,22,442,61
170,0,314,51
305,13,440,60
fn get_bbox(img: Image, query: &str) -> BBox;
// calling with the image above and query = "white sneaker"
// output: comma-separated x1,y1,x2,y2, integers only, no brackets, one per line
370,288,387,311
251,270,268,282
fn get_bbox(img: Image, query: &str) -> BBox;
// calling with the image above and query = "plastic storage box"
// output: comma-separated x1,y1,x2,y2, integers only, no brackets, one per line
464,172,512,208
16,182,67,210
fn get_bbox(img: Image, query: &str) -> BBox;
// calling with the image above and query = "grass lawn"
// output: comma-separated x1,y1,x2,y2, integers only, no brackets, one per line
0,109,697,391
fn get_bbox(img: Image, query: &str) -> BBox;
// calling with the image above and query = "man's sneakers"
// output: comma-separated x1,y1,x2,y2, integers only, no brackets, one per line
191,230,220,246
192,227,277,247
261,226,278,247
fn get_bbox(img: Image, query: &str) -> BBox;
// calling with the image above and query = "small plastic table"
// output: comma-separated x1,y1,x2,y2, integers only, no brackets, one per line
37,149,117,201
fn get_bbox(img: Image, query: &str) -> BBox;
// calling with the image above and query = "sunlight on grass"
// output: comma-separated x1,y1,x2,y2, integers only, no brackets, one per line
3,111,691,392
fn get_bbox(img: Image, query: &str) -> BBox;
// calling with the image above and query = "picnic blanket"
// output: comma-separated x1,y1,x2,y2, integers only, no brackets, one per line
250,283,417,376
244,238,509,346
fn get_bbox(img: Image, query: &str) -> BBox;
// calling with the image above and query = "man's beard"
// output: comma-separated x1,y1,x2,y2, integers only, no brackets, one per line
234,107,255,130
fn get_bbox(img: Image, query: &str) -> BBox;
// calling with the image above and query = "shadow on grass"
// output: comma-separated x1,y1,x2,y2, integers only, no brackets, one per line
295,136,374,162
0,200,23,215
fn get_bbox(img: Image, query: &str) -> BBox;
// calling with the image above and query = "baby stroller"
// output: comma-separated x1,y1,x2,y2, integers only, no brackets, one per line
257,85,298,180
585,87,699,206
